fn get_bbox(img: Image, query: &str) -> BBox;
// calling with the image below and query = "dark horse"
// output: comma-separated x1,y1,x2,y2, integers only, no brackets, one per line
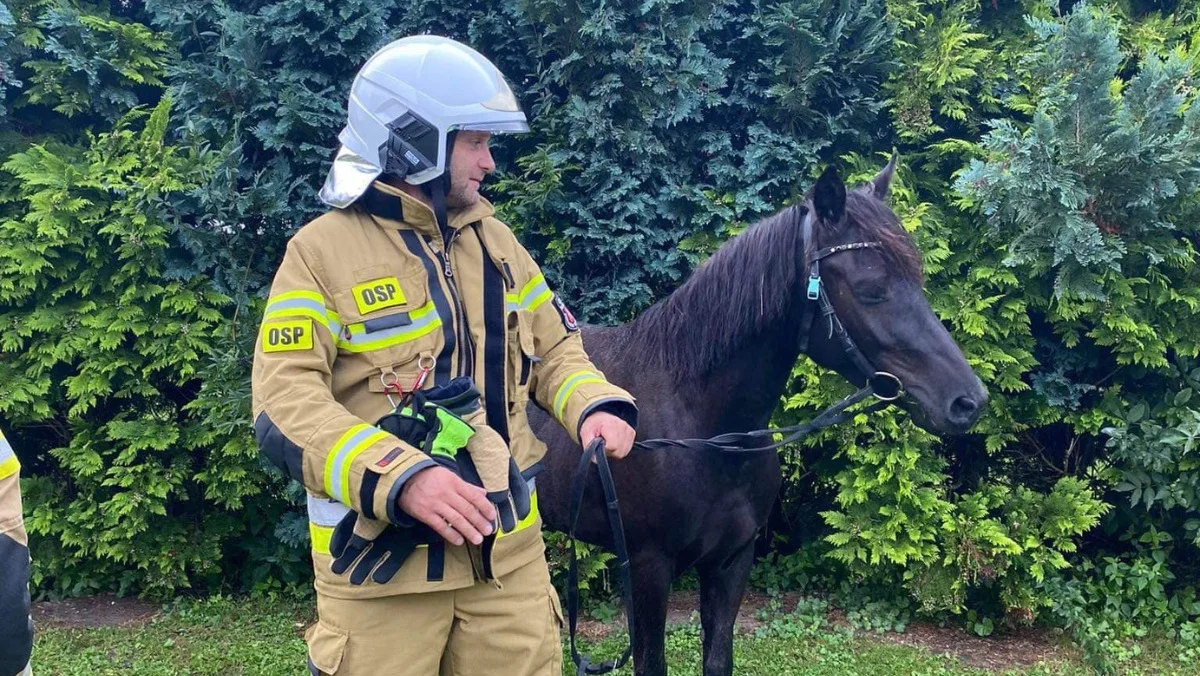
531,158,988,676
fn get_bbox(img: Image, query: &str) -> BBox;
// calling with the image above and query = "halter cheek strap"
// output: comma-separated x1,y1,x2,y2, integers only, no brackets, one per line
797,212,903,401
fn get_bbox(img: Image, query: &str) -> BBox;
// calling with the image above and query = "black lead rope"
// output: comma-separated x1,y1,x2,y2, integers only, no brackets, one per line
632,380,893,455
568,438,635,674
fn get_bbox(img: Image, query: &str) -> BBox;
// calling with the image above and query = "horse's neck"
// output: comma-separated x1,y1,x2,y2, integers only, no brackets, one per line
681,309,805,435
612,206,812,436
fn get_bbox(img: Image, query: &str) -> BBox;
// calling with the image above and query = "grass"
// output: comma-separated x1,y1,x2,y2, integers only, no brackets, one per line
29,595,1194,675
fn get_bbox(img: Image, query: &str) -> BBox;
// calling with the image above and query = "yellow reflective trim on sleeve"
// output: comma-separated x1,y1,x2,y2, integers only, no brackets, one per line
0,430,18,480
263,291,343,338
324,424,392,507
0,456,19,481
526,289,553,312
507,275,553,313
553,371,606,421
310,522,334,556
272,289,324,303
263,305,328,326
519,274,545,300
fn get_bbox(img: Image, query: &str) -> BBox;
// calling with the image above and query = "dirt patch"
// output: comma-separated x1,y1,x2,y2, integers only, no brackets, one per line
33,594,159,629
574,590,1082,672
875,621,1081,672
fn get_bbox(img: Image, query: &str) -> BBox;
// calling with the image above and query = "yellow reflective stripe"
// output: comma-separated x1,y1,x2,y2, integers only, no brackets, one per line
264,305,327,325
310,523,334,556
554,371,606,421
324,424,391,506
0,432,16,480
507,275,552,312
526,289,552,312
271,290,325,304
263,290,342,337
0,456,18,481
519,274,545,301
338,302,440,353
497,489,539,539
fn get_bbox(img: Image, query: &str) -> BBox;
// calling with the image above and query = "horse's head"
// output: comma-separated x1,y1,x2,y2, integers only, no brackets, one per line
799,156,987,434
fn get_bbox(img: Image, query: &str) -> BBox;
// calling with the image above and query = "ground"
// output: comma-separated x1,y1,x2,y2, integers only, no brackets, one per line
568,590,1084,673
32,589,1180,675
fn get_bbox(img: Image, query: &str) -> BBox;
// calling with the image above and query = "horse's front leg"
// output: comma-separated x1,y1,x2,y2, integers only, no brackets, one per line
697,540,755,676
629,549,674,676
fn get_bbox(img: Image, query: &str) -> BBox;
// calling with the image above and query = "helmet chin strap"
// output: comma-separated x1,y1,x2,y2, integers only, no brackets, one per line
429,174,451,237
422,130,457,240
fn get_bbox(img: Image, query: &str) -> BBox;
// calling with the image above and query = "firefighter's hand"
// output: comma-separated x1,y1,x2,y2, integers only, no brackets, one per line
580,412,636,460
398,466,497,546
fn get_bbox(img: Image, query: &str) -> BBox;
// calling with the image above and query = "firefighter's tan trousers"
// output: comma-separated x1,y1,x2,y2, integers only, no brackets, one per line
306,556,564,675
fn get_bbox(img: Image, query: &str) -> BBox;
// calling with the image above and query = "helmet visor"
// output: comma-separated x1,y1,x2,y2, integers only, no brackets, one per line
453,119,531,134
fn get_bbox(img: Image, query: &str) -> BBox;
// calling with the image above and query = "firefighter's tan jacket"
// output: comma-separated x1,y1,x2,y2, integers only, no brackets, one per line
251,182,636,599
1,428,34,676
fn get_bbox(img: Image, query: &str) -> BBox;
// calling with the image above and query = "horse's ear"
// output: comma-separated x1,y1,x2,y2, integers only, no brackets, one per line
870,150,898,200
812,166,846,224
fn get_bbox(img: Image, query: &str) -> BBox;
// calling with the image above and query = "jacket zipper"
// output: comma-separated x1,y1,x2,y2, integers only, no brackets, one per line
432,230,475,379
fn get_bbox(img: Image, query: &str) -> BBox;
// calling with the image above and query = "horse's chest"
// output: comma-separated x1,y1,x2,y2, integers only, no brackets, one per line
692,454,781,540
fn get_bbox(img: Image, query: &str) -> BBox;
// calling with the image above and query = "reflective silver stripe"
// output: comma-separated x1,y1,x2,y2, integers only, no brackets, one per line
0,431,13,463
339,302,441,353
307,492,352,527
506,275,552,313
554,370,605,421
263,291,343,337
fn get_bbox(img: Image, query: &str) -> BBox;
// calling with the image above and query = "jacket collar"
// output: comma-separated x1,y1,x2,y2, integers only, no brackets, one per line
357,180,494,239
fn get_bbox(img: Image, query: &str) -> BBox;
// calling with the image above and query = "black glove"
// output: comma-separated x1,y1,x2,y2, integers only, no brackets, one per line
456,452,532,533
329,510,432,585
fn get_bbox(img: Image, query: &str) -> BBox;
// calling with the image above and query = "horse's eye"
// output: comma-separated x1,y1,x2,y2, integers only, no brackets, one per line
854,284,890,305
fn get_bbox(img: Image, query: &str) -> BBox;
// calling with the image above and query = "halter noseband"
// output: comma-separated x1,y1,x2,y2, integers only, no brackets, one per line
798,211,904,402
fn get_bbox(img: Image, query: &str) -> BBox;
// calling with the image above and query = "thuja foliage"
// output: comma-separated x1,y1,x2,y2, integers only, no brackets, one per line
0,2,1197,658
0,99,260,595
767,1,1200,657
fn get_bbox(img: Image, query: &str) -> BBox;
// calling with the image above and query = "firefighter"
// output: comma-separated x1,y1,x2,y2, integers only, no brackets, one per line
0,428,34,676
251,35,637,675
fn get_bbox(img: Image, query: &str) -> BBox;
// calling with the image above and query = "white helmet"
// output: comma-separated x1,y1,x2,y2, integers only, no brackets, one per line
319,35,529,208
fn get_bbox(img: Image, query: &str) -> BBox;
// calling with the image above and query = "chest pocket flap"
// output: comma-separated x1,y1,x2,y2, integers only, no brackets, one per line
335,268,441,361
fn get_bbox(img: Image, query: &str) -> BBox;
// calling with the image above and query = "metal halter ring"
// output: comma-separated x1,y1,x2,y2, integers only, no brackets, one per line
417,354,435,371
869,372,904,401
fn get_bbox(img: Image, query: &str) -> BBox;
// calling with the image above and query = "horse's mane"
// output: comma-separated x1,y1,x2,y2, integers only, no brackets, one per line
629,189,922,381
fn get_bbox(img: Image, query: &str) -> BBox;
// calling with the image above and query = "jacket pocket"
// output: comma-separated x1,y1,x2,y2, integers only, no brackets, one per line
336,270,441,368
305,620,349,675
507,309,537,400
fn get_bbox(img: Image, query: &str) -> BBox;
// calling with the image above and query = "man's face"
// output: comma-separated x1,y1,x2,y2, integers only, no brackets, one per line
445,131,495,209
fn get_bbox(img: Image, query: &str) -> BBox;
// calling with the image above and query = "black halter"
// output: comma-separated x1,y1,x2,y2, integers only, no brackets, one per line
797,209,903,402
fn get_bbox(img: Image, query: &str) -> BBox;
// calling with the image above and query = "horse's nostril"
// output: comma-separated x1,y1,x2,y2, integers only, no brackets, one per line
950,396,979,423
